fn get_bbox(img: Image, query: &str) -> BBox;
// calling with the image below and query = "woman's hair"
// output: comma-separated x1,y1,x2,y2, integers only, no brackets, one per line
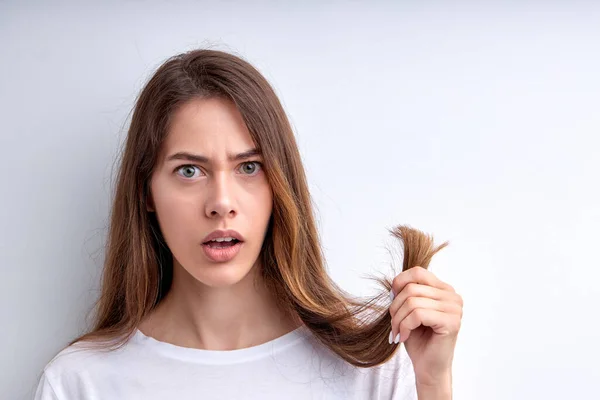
69,48,448,368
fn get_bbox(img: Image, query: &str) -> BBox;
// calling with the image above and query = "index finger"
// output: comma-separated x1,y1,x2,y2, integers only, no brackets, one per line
391,266,454,297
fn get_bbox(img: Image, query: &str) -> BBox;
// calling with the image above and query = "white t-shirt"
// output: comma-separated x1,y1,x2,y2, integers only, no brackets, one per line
35,325,417,399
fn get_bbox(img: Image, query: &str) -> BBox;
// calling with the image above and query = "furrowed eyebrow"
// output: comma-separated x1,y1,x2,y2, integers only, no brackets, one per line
166,148,262,163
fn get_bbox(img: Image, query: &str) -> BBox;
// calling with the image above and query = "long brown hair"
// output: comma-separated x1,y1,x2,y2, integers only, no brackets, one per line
70,49,448,368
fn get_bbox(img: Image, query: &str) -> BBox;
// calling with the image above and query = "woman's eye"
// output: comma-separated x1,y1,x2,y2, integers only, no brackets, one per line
175,162,261,179
240,161,262,175
177,165,201,179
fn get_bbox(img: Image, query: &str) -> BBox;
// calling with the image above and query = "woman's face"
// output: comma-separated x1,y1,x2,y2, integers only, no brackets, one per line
148,97,273,288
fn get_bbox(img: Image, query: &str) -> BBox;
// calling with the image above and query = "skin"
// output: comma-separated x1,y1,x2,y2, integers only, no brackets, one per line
139,96,300,351
389,266,464,399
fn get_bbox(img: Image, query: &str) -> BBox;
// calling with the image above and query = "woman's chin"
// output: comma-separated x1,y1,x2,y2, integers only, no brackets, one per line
189,262,257,288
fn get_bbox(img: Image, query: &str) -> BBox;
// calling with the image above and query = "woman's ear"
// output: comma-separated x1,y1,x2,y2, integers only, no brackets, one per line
146,191,155,213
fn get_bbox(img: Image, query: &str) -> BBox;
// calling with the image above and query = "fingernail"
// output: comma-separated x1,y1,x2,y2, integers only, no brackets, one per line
389,289,395,302
388,331,393,344
394,333,400,344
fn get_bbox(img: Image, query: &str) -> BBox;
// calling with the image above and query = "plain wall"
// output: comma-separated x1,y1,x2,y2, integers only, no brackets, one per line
2,1,599,399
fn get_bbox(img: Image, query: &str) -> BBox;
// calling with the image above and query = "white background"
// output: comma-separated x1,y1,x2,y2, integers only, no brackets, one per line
2,1,599,399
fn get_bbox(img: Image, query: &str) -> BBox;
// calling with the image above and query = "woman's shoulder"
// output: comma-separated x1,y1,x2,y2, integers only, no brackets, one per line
34,342,101,399
35,334,139,399
42,333,138,381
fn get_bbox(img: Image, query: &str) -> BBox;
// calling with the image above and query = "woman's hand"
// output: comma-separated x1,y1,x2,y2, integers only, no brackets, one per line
389,266,463,390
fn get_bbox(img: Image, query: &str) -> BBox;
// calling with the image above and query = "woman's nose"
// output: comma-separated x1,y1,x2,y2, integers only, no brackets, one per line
205,172,236,218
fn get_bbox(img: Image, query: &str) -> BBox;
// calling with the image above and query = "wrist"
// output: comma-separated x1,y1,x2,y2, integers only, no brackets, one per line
416,372,452,400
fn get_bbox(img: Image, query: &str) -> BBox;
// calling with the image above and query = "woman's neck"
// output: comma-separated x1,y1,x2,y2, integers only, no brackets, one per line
138,261,302,351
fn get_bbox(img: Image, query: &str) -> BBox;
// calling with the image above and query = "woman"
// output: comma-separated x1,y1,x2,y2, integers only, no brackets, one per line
35,49,463,399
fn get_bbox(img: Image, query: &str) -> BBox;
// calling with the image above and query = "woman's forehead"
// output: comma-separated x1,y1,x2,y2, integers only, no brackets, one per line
162,98,256,160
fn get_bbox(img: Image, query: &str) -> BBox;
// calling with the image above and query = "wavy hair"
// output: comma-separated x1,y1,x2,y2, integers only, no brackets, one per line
69,49,448,368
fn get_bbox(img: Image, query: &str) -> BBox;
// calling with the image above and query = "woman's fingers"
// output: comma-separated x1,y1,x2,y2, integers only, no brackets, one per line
390,266,455,297
390,297,462,341
388,283,459,317
387,267,464,344
398,308,461,344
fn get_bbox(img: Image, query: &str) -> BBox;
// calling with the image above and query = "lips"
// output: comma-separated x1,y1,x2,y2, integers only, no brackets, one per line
202,229,245,244
202,240,243,263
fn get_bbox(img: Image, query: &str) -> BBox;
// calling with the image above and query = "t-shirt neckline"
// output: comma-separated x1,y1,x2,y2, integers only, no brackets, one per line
132,324,311,365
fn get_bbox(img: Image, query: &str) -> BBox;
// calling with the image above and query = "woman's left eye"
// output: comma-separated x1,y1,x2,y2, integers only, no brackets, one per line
239,161,262,175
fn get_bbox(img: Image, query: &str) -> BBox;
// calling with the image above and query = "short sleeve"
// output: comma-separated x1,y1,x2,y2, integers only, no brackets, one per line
34,372,60,400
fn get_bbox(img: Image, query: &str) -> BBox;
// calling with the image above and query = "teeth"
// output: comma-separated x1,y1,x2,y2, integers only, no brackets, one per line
212,237,235,242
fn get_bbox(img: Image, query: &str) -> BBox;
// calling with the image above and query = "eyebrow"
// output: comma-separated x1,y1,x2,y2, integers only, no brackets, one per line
166,148,262,163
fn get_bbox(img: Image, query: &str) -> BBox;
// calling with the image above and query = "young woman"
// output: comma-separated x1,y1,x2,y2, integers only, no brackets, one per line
35,49,463,399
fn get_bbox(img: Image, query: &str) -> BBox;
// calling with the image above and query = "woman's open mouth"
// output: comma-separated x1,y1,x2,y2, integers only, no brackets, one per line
204,239,240,248
201,239,243,262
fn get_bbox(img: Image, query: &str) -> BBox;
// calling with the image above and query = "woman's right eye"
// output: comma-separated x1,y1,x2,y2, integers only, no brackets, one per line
176,165,202,179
